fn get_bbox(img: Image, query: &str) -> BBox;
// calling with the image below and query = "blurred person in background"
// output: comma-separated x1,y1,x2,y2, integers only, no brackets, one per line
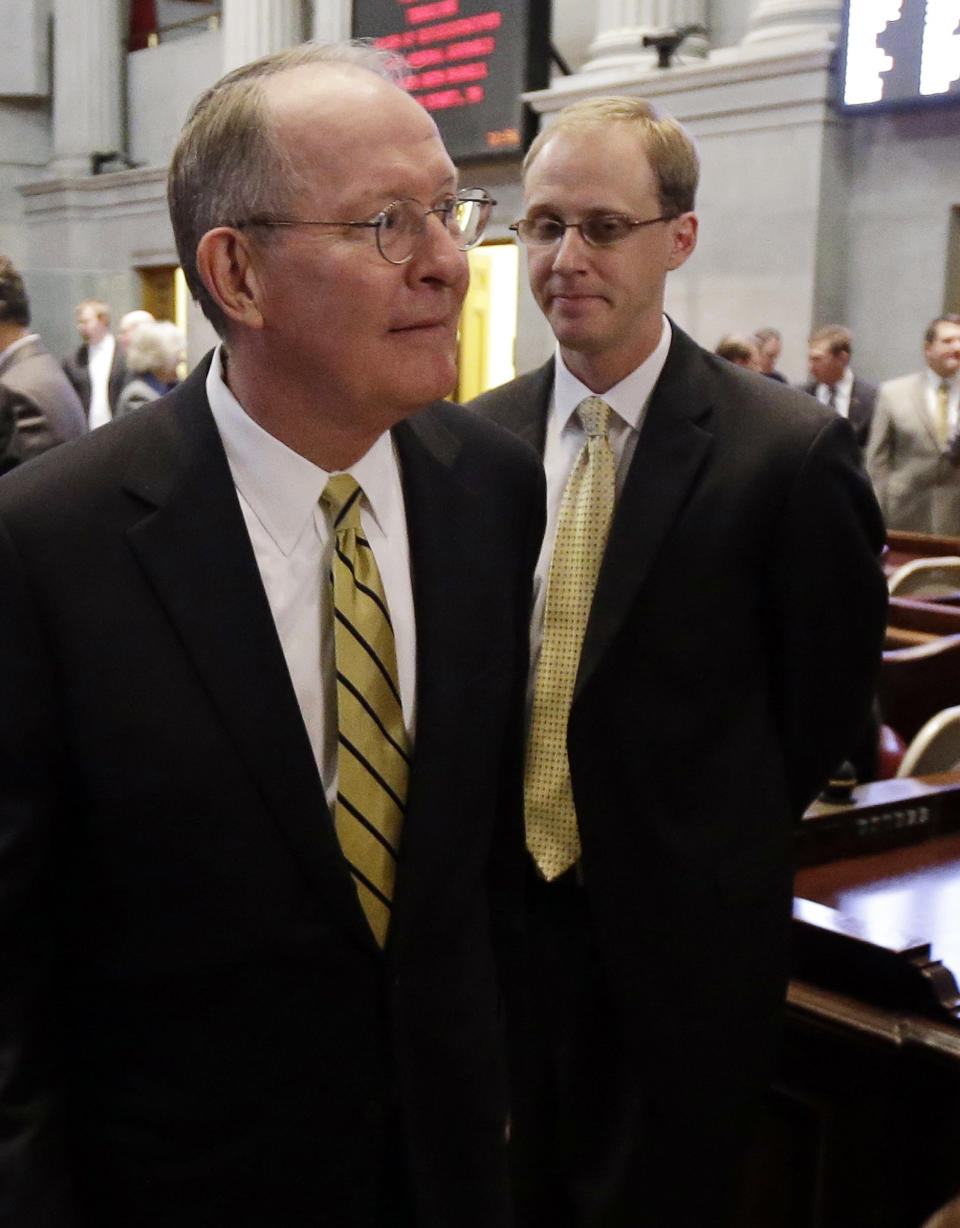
715,333,763,371
803,325,876,448
115,319,185,416
0,255,86,461
753,325,787,382
866,314,960,531
62,297,128,427
118,308,155,355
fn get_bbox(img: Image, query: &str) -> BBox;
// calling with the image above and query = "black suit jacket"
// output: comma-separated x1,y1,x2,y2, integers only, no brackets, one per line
0,357,545,1228
802,374,878,447
62,339,128,417
469,325,887,1222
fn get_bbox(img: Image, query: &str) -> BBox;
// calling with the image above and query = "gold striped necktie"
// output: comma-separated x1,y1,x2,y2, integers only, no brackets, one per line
937,380,951,448
525,396,616,881
323,474,409,946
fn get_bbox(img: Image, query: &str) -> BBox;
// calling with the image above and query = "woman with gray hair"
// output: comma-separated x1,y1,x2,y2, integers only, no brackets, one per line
115,319,185,416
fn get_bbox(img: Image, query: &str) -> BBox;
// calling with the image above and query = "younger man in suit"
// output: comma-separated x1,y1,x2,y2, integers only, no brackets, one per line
62,297,128,426
866,314,960,531
803,324,877,448
469,95,887,1227
0,42,543,1227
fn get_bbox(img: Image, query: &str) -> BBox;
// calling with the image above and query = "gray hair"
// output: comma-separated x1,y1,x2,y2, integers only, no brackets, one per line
168,40,403,338
126,320,185,375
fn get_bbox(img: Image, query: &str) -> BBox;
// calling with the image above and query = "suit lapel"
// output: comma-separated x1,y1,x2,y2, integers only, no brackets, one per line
576,326,714,696
387,408,495,949
490,360,553,453
914,373,940,448
121,363,379,955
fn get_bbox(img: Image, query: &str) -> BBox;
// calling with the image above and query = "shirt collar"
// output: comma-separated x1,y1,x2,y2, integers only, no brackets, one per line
928,367,958,393
552,316,672,433
205,344,398,555
89,332,114,357
819,366,853,396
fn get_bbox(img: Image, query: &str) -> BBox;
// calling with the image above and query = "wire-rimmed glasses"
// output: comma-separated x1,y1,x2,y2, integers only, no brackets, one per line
509,213,674,248
235,188,496,265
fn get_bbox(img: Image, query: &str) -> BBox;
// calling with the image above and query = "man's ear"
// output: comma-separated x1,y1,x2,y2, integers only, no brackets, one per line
666,212,698,271
196,228,265,331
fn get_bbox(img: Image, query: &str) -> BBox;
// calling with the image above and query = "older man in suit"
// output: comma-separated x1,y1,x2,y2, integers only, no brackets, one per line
0,255,86,460
803,324,877,448
866,314,960,532
468,96,887,1228
0,42,544,1228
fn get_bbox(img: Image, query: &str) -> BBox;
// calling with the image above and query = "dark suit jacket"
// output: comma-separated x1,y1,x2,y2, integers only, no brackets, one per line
469,325,887,1224
62,339,128,418
802,374,878,447
0,336,86,460
0,356,545,1228
0,384,19,471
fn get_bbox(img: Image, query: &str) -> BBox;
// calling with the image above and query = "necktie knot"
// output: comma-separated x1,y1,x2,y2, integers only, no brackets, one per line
323,473,363,531
577,396,612,439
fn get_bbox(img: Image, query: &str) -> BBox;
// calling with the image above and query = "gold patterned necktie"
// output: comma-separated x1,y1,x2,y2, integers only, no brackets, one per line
937,380,951,448
323,474,409,946
525,396,616,881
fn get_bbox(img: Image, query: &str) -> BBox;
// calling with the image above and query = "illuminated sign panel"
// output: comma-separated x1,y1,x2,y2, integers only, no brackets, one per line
353,0,551,160
838,0,960,111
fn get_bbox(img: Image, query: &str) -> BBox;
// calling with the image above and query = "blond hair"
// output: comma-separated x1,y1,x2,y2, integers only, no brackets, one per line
524,96,699,217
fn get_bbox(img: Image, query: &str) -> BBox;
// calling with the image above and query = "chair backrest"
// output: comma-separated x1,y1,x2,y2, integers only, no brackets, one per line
887,556,960,597
879,633,960,743
897,704,960,777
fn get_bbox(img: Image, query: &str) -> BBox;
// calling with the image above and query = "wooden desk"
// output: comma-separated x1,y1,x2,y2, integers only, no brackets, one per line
741,777,960,1227
885,530,960,575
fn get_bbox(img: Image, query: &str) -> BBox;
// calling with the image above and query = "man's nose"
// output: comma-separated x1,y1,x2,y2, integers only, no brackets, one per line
412,212,468,284
551,225,590,268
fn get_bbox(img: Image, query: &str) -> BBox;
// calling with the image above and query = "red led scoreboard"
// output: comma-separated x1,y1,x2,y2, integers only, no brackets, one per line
353,0,552,160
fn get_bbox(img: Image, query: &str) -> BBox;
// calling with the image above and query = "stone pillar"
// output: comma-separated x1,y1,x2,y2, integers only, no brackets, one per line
51,0,123,176
221,0,305,72
312,0,353,44
582,0,710,73
743,0,843,46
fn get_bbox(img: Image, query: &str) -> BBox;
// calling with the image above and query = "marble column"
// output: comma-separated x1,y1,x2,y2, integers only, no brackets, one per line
50,0,123,176
312,0,353,44
743,0,843,46
582,0,710,73
221,0,305,72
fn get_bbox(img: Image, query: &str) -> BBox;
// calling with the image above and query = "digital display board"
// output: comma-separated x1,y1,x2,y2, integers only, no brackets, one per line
838,0,960,111
353,0,551,160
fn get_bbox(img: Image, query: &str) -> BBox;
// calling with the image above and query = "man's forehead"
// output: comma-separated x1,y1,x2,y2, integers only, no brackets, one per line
524,127,655,202
263,63,430,141
263,63,451,201
931,324,960,343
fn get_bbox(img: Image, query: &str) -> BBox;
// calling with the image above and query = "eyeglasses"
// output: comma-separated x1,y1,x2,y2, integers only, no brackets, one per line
235,189,496,265
509,213,674,248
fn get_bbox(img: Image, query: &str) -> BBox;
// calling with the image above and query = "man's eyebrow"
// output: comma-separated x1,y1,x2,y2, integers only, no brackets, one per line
345,174,460,216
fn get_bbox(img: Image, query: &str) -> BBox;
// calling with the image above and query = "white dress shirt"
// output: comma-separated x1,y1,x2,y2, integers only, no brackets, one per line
87,333,116,429
206,347,416,808
530,317,672,688
815,365,854,419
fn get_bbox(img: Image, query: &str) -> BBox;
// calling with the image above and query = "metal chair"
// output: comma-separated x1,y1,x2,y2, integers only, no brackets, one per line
897,704,960,777
887,556,960,598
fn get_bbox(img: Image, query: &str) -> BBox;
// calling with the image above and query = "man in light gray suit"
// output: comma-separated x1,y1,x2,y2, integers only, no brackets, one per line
866,314,960,532
0,256,86,462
